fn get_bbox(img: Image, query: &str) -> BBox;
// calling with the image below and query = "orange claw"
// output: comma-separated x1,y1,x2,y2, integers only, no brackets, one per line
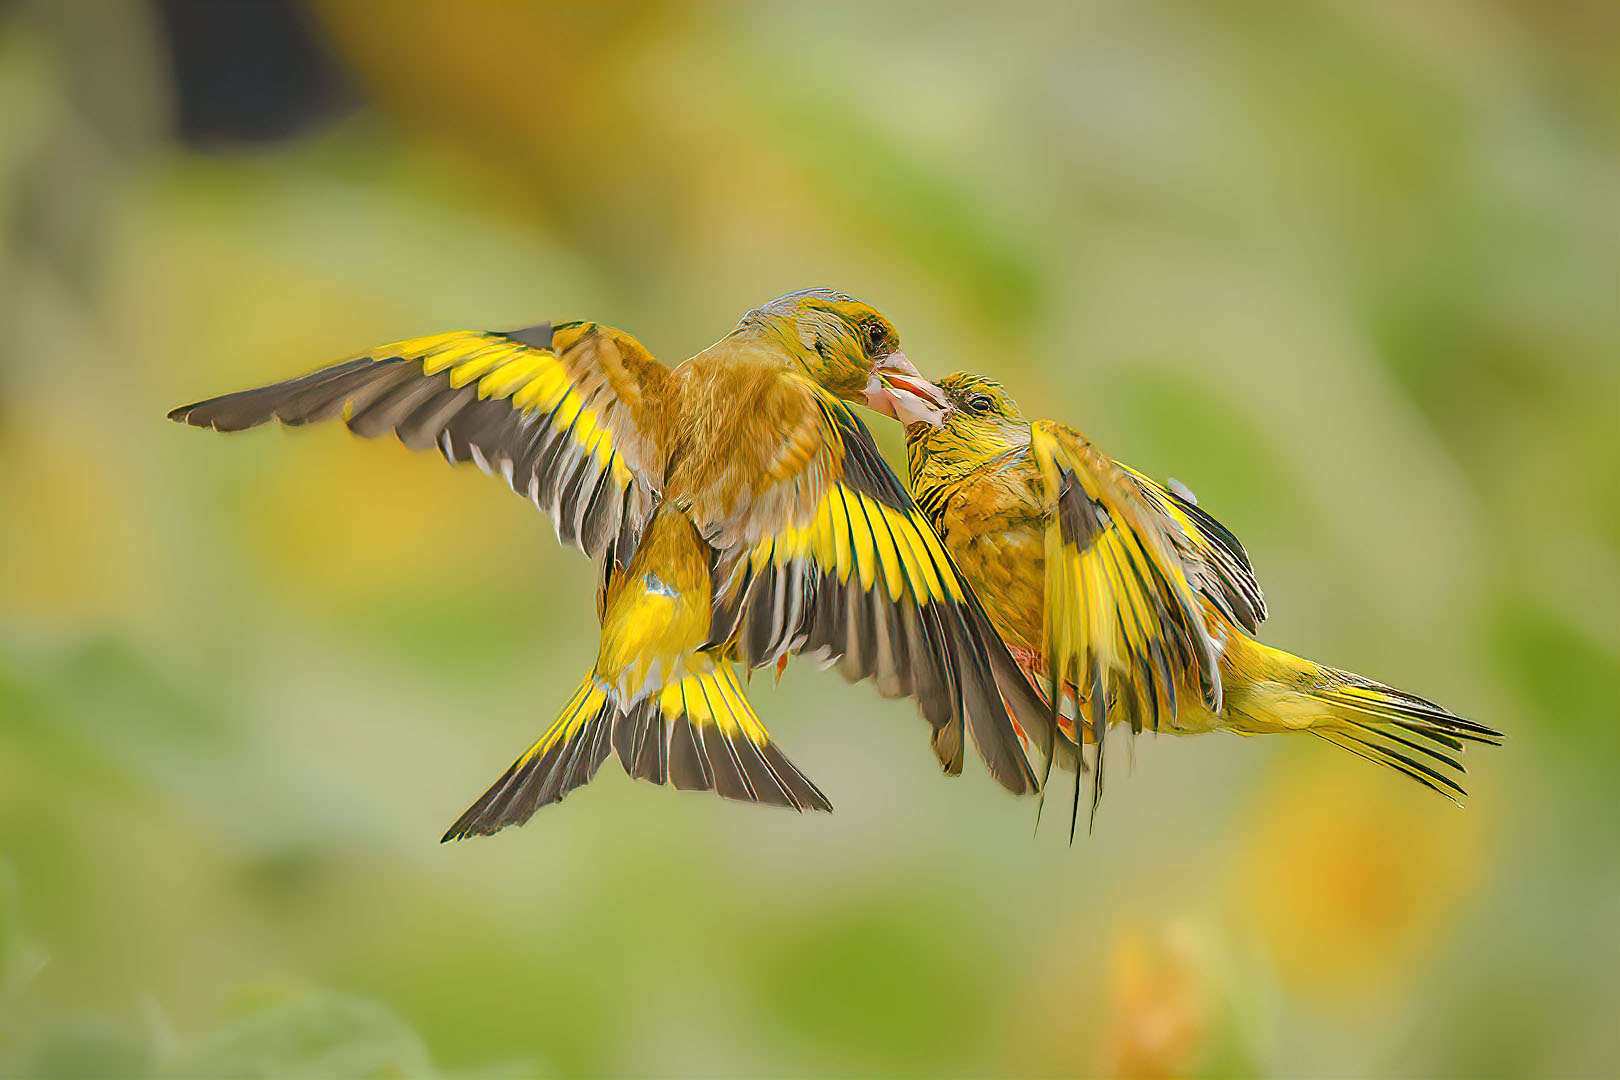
775,653,790,684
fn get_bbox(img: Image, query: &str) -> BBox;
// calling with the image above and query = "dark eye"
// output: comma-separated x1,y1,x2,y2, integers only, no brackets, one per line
965,394,994,414
862,320,887,351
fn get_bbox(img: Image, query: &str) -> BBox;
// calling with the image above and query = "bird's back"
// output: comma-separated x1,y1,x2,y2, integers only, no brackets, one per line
659,349,826,549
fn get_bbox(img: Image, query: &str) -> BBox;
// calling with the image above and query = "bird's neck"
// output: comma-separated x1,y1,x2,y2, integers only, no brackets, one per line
706,320,809,365
907,420,1033,512
907,436,991,494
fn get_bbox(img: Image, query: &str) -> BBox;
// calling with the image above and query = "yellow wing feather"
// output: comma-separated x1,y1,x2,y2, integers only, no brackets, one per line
169,322,670,564
708,384,1050,795
1030,421,1224,741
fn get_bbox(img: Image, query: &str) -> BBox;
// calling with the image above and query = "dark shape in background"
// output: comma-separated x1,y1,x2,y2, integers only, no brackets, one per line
154,0,353,147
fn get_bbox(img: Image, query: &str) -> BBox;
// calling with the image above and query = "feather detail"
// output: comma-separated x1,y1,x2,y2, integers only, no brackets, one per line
170,323,669,564
707,386,1051,795
443,665,830,841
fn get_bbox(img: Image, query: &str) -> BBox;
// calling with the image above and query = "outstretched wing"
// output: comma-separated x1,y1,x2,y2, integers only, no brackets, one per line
169,322,671,565
705,377,1053,796
1122,466,1267,633
1030,421,1224,748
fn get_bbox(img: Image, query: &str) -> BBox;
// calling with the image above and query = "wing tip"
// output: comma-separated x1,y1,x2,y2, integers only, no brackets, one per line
168,401,214,427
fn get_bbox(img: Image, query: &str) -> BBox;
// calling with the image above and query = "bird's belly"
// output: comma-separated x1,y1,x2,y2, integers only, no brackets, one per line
597,509,714,697
951,527,1045,658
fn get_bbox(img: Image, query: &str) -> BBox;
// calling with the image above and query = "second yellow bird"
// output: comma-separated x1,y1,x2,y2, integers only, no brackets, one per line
901,373,1501,826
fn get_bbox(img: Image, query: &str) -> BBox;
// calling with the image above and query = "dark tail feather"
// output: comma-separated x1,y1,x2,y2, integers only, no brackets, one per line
612,665,831,813
443,667,829,841
1226,643,1503,803
442,676,616,841
1305,676,1502,804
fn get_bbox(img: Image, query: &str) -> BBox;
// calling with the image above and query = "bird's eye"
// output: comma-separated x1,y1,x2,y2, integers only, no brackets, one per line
966,394,995,414
862,321,887,351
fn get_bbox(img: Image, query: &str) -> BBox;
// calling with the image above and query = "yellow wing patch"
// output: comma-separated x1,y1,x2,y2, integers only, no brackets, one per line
379,330,625,483
1031,421,1223,738
755,482,962,607
710,389,1045,797
170,321,665,563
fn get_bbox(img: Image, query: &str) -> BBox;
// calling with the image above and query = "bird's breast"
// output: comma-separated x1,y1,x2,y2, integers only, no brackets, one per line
936,482,1047,659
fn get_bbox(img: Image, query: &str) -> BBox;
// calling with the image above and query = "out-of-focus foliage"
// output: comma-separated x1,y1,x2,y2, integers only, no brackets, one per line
0,1,1615,1077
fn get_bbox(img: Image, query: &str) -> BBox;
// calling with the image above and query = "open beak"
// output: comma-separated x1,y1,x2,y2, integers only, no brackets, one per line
864,352,947,428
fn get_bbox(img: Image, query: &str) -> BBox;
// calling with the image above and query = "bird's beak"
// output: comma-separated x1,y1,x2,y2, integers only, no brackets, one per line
864,353,947,428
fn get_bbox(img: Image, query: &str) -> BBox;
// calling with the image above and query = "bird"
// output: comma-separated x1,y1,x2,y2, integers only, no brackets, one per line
899,371,1501,831
169,291,1054,840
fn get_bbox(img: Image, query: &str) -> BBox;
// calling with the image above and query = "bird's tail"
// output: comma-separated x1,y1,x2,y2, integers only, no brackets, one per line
442,665,831,840
1221,639,1502,803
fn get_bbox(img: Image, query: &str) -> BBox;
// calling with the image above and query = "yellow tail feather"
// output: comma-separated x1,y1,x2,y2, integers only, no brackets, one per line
1222,642,1502,803
442,675,616,840
443,666,829,841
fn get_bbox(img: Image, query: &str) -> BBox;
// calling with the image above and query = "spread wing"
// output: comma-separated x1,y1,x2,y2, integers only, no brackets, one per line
1030,421,1225,747
1122,466,1267,633
706,377,1053,795
169,322,670,564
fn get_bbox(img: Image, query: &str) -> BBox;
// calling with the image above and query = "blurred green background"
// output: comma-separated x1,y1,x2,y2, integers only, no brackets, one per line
1,1,1615,1077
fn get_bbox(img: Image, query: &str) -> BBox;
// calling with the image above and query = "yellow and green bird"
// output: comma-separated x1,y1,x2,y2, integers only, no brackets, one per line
900,372,1501,825
170,292,1052,839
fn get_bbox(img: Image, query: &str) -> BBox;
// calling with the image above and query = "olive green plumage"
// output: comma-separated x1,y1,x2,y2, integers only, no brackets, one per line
171,292,1053,839
905,372,1501,828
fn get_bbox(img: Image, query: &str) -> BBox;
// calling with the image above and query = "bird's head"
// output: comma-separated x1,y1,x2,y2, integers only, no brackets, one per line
736,289,947,425
904,371,1029,482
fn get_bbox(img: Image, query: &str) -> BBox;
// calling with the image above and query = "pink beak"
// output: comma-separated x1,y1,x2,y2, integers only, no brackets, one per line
864,352,947,428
